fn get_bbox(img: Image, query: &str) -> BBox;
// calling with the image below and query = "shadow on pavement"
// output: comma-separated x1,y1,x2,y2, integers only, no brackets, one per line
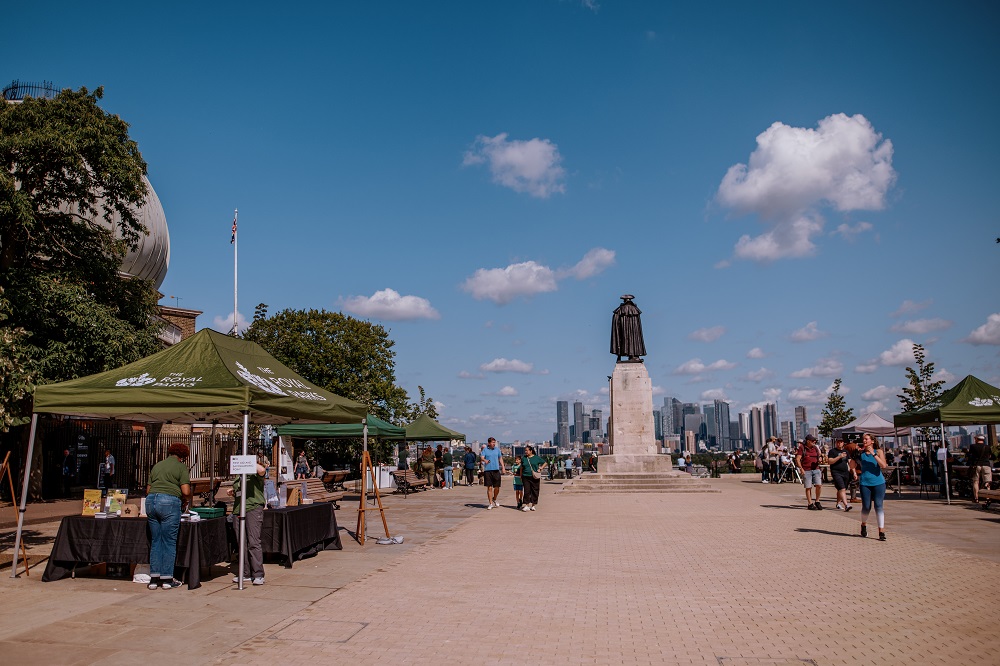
795,528,857,538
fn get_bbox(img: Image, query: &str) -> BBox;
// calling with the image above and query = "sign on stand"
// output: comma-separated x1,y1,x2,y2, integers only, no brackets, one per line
230,454,257,475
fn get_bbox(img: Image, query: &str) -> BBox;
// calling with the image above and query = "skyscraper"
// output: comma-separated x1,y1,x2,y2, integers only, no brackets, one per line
573,401,585,444
556,400,569,449
794,405,808,443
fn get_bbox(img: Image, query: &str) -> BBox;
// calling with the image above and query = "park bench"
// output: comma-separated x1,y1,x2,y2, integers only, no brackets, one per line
321,470,350,492
978,489,1000,510
390,469,429,497
283,478,346,508
188,477,222,506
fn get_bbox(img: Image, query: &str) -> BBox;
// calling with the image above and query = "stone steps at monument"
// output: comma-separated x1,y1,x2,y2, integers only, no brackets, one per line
560,475,719,493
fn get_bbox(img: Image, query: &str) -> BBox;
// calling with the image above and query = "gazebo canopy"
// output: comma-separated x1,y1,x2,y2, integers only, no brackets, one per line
893,375,1000,428
403,414,466,441
31,328,367,424
833,412,907,438
276,416,405,439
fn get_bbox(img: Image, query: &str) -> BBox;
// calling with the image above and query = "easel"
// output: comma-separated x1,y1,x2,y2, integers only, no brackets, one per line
1,452,30,575
355,420,390,545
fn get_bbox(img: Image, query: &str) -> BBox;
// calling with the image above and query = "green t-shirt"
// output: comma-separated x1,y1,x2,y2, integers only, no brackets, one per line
520,455,543,478
147,455,190,498
232,472,266,511
443,451,453,466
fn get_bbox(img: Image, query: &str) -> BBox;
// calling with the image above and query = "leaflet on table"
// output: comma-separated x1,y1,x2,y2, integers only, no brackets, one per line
105,488,128,515
82,489,103,515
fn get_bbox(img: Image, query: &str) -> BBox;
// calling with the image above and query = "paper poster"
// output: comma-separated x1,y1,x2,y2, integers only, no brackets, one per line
82,489,102,515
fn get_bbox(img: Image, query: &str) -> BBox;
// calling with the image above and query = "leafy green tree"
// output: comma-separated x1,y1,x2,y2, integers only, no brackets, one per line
406,385,439,421
897,343,945,451
0,86,162,430
897,343,945,415
819,378,855,438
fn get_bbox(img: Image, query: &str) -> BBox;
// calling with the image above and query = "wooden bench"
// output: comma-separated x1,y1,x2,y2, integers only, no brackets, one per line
282,478,347,508
188,478,223,506
979,489,1000,510
321,470,350,492
390,469,429,497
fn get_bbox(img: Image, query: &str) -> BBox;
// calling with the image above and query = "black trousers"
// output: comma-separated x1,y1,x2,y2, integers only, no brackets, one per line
522,476,540,505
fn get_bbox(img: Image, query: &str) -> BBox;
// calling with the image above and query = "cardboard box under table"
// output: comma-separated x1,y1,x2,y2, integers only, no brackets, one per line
41,515,229,589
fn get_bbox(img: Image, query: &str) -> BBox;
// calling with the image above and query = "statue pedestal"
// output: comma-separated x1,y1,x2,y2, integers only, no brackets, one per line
611,362,657,455
603,362,684,477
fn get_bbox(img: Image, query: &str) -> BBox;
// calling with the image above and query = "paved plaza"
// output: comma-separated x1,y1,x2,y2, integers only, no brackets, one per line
1,474,998,665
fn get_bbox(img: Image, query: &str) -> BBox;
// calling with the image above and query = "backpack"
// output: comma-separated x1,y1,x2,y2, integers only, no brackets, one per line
758,448,766,461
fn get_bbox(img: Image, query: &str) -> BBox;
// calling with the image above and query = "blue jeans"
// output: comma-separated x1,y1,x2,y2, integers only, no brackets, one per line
146,493,181,579
442,467,454,488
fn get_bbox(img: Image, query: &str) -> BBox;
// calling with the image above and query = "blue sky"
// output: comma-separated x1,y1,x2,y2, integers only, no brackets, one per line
7,1,998,442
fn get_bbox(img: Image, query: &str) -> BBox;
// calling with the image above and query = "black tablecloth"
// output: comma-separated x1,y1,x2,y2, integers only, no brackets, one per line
42,515,229,589
260,503,341,567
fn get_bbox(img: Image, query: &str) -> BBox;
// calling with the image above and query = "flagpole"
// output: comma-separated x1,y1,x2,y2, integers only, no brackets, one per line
232,209,238,335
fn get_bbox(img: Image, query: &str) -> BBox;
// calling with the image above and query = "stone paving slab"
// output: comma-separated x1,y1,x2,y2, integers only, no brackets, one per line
0,476,997,665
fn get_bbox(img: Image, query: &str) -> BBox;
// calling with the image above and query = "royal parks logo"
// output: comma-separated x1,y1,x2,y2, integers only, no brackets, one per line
968,396,997,407
115,372,202,388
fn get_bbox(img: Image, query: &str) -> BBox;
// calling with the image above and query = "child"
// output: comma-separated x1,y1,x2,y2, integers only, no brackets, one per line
511,458,523,509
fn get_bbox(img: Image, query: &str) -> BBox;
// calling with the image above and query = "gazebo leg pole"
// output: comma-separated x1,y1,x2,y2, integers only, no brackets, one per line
941,423,950,505
10,414,38,578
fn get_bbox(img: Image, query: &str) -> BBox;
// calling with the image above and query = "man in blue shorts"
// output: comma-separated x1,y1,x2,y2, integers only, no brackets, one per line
481,437,505,509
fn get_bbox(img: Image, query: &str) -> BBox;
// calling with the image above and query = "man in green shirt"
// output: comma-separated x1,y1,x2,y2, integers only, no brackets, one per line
229,455,267,585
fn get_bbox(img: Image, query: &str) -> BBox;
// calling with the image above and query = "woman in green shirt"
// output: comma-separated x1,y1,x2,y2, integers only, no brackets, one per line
520,445,547,512
145,443,192,589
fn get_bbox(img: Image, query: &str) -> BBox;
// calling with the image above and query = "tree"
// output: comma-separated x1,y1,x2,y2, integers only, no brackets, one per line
406,385,439,421
897,343,945,414
897,343,945,450
0,87,162,430
819,378,855,438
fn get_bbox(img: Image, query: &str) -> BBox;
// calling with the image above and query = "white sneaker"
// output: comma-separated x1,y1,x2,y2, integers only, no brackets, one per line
486,504,493,510
252,577,265,586
762,480,769,484
529,506,536,511
232,575,251,583
522,505,531,512
836,502,844,510
492,502,499,508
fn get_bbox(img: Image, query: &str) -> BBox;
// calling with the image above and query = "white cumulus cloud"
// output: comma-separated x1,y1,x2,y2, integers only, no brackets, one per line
340,288,440,321
701,388,729,401
747,347,766,359
790,321,826,342
832,221,873,241
689,326,726,342
862,385,898,401
866,400,888,414
879,339,917,367
496,386,519,397
763,387,782,402
462,261,557,304
890,318,952,335
463,133,566,198
743,367,773,383
891,299,932,317
480,358,534,373
212,310,249,335
790,357,844,378
717,113,896,262
674,358,737,375
855,361,879,374
962,313,1000,345
559,247,616,279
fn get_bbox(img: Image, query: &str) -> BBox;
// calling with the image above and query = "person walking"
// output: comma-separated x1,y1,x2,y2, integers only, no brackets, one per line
481,437,505,509
434,444,444,488
102,447,116,490
796,434,823,509
967,433,994,503
294,451,309,479
145,443,192,590
519,445,546,512
858,433,889,541
229,453,267,586
420,446,436,486
442,446,454,490
828,438,853,511
763,437,778,483
511,457,524,509
462,446,477,486
564,456,573,479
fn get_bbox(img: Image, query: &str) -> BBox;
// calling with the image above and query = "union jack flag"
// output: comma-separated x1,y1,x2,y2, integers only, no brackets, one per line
230,214,237,244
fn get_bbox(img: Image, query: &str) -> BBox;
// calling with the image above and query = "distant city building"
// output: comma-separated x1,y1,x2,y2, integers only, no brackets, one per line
573,402,585,444
794,405,808,443
781,420,794,444
653,409,662,440
556,400,569,448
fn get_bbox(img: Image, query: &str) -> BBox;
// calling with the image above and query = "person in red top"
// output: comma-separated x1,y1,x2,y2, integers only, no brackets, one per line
795,434,824,510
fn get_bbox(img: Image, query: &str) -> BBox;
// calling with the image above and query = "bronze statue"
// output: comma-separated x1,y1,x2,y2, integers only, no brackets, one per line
610,294,646,362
